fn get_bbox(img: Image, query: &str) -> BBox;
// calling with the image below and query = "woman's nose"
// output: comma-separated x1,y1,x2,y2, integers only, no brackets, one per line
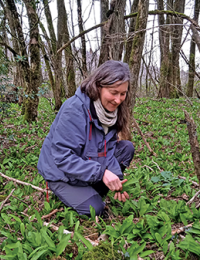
114,94,121,104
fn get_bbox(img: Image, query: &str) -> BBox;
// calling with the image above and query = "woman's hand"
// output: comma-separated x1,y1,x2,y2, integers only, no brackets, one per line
103,169,123,191
114,191,129,202
102,170,128,192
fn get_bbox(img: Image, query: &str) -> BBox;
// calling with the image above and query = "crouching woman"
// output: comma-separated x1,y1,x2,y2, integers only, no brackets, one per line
37,60,135,216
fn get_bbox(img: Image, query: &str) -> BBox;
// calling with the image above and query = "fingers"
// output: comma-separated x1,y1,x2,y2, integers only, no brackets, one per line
123,191,129,199
121,179,128,185
121,193,126,202
113,191,130,202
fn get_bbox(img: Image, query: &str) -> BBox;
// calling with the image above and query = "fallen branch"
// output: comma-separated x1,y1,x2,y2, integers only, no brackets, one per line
152,160,161,171
196,202,200,209
186,189,200,206
132,117,157,156
0,189,15,212
178,176,199,187
41,208,64,220
142,165,154,172
0,172,48,193
171,222,194,235
184,110,200,185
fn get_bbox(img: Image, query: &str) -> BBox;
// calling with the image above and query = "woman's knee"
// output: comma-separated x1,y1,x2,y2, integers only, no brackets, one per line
125,140,135,158
76,194,105,216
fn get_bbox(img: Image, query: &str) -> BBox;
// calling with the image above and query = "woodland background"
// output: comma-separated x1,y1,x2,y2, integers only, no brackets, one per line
0,0,200,119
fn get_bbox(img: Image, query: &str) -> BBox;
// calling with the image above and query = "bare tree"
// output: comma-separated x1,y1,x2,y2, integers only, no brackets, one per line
124,0,139,63
57,0,76,97
77,0,87,75
98,0,126,65
4,0,40,122
129,0,149,110
187,0,200,97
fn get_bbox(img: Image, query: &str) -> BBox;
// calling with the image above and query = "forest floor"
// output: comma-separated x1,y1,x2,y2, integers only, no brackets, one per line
0,97,200,260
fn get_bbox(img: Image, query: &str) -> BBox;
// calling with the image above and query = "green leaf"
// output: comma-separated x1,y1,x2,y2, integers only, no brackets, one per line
69,211,74,226
28,246,48,259
74,220,80,232
151,176,161,183
44,201,50,212
56,233,71,256
34,210,43,228
20,223,25,237
140,250,155,257
30,249,49,260
90,205,96,221
40,228,56,249
163,241,168,255
180,213,188,226
155,233,162,245
75,231,93,250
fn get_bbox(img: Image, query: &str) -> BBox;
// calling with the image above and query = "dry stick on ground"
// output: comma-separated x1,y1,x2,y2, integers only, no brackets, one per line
132,117,157,156
186,190,200,206
178,176,199,187
184,110,200,205
41,207,64,220
0,188,15,212
0,172,48,193
171,222,196,235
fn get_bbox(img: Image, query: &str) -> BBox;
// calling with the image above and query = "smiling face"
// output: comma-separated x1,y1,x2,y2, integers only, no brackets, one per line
99,81,129,112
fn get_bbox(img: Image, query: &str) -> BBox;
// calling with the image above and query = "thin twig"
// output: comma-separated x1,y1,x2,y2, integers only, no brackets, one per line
0,189,15,212
171,222,195,235
196,202,200,209
152,160,161,171
142,165,154,172
0,172,47,193
132,117,157,156
178,176,199,187
11,195,31,209
186,189,200,206
41,208,64,220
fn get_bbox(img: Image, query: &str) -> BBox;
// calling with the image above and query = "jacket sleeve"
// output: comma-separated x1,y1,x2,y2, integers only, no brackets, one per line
106,149,123,180
51,105,106,183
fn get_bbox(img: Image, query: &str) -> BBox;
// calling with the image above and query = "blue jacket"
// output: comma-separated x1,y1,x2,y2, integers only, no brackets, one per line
37,87,123,185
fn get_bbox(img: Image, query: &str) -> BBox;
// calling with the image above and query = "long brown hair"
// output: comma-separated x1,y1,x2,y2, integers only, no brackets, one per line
81,60,131,139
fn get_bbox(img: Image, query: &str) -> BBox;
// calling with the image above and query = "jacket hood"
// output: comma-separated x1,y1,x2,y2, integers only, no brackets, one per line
75,87,91,110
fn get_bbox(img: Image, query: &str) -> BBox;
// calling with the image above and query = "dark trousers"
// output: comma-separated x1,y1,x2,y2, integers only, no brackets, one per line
48,140,134,216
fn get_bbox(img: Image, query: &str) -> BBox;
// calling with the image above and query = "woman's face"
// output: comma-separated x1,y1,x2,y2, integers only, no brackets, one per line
99,81,128,112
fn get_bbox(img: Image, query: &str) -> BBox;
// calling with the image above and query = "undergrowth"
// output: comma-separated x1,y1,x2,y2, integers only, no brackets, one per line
0,97,200,260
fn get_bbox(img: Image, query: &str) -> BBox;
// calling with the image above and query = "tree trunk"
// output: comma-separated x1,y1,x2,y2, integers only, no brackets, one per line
129,0,149,110
124,0,139,63
22,0,40,122
157,0,171,98
41,0,62,110
100,0,109,41
187,0,200,97
169,0,185,97
77,0,87,75
57,0,76,98
99,0,126,65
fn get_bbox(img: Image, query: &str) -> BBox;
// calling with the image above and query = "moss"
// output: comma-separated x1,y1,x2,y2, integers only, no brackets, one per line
82,241,123,260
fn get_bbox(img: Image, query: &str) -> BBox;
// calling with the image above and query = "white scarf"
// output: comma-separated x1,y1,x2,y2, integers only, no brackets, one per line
93,99,118,134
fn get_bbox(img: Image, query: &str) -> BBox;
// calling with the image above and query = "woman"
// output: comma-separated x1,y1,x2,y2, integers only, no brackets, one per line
37,60,135,216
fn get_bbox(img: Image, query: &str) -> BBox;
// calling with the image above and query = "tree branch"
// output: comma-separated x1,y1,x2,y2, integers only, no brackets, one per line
0,41,18,56
0,172,48,193
58,10,200,54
